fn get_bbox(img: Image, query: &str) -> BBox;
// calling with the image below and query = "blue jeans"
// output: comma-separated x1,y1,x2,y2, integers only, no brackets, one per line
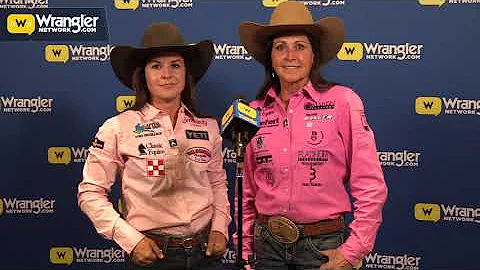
254,223,353,270
127,238,223,270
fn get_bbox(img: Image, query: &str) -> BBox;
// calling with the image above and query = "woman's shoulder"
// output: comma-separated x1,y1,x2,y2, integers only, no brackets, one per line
326,84,363,105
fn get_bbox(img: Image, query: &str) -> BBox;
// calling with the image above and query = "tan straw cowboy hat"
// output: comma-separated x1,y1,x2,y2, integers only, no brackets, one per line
239,0,345,65
110,22,214,90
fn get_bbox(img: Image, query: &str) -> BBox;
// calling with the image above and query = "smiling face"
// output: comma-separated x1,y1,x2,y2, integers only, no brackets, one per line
271,34,314,88
144,53,186,104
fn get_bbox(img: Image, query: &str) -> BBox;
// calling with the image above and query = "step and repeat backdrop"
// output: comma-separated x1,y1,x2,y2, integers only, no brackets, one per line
1,0,479,269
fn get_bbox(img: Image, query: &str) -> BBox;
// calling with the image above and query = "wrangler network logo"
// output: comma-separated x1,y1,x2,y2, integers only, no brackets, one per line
415,202,480,224
0,95,54,113
262,0,346,7
415,96,480,116
419,0,480,7
2,8,108,41
214,43,252,61
50,246,126,264
113,0,193,10
377,150,421,168
364,252,422,270
48,146,89,165
116,95,136,112
0,197,55,215
338,42,424,61
45,44,114,62
0,0,48,9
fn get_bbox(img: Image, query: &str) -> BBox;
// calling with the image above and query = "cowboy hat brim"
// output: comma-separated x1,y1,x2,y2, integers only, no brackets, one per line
239,17,345,65
110,40,214,90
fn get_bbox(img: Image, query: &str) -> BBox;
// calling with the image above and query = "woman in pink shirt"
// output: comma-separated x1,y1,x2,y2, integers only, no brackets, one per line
235,1,388,269
77,22,231,269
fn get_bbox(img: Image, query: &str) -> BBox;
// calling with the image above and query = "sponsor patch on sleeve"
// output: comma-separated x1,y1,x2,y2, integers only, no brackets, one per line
91,137,105,149
360,111,370,131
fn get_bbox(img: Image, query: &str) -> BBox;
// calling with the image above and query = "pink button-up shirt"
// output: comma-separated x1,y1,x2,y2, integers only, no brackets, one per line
235,82,387,265
78,103,231,253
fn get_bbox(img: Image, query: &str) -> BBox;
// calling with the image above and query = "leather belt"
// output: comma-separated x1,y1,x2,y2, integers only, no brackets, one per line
257,214,344,244
144,226,209,249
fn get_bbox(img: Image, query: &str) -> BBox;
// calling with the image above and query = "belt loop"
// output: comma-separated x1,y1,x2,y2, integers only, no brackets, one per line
184,246,193,270
162,236,169,256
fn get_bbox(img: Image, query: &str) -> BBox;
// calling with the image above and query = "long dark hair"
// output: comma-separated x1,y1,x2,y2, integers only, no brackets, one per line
256,32,337,100
129,56,205,118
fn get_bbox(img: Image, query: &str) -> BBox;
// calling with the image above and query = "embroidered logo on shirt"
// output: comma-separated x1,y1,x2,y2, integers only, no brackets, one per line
134,122,162,138
304,113,334,122
256,136,264,149
260,117,280,127
302,164,321,187
297,150,329,164
183,117,208,127
185,147,212,163
308,130,324,146
360,111,370,131
304,101,335,110
91,137,104,149
139,143,164,156
261,108,275,117
256,154,273,165
185,130,209,140
146,159,165,177
169,139,178,147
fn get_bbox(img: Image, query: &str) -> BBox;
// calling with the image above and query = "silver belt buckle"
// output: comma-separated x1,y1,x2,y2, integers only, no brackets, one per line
267,216,300,244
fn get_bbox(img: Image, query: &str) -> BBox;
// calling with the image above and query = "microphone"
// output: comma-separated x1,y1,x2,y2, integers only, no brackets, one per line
220,98,260,145
220,98,260,268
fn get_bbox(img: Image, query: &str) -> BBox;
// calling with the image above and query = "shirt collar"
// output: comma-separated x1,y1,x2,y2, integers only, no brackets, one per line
262,81,321,106
140,102,193,121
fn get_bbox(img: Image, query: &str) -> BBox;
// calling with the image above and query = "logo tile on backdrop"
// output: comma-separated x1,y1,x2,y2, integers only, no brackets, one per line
48,146,89,164
45,44,114,62
262,0,346,7
0,95,54,113
414,202,480,224
418,0,480,7
1,8,108,41
0,0,48,9
113,0,193,10
337,42,424,61
49,246,126,265
415,96,480,116
116,95,136,112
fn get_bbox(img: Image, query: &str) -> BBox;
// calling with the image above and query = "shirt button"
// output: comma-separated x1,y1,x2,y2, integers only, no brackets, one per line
283,168,289,172
283,209,287,213
284,188,288,192
283,148,288,152
289,109,294,114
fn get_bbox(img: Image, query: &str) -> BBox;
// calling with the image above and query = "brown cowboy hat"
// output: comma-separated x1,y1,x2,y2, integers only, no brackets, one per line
238,0,345,65
110,22,214,90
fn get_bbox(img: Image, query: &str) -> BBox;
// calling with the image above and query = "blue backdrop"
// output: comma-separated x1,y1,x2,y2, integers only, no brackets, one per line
1,0,479,269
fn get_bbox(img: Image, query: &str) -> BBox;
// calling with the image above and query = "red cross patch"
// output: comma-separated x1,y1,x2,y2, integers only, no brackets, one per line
146,159,165,177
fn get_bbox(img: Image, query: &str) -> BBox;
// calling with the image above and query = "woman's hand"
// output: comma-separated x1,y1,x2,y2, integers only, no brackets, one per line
131,237,164,266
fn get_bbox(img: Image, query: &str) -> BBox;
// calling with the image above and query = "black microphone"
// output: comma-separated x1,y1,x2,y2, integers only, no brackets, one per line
220,99,260,268
220,98,260,150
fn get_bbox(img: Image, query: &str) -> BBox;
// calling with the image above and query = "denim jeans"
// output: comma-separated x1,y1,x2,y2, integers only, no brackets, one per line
254,223,353,270
127,237,224,270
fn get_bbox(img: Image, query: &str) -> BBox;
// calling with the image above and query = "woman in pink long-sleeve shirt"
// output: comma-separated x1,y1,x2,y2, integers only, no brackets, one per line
77,22,231,270
234,2,388,270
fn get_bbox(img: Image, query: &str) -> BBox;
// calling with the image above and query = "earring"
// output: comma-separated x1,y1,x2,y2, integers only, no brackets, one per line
271,72,275,78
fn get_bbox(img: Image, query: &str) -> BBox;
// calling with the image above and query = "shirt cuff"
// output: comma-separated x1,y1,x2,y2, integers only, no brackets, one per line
112,218,145,254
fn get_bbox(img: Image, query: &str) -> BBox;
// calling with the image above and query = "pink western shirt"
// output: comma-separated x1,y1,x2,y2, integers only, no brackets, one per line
235,82,388,265
78,103,231,253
